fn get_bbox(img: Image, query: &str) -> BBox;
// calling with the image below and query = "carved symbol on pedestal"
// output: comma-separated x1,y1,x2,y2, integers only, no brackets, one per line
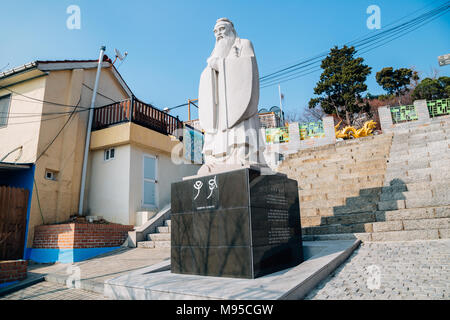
193,181,203,200
207,176,218,199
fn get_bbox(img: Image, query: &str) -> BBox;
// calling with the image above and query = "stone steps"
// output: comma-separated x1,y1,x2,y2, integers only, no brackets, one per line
148,233,171,241
157,226,171,233
369,229,449,241
302,233,371,242
137,219,172,249
298,121,450,240
377,190,450,211
368,217,450,233
137,240,171,248
381,181,450,193
375,206,450,221
302,228,450,242
379,189,432,201
386,156,450,171
299,185,382,198
392,119,450,134
302,222,372,236
279,133,393,229
284,156,389,171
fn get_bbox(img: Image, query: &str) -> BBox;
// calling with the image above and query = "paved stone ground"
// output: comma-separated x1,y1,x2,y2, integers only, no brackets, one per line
28,247,170,284
304,239,450,300
1,247,170,300
0,281,107,300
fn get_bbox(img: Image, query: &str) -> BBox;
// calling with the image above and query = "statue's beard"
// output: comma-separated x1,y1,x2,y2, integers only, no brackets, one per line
212,35,236,58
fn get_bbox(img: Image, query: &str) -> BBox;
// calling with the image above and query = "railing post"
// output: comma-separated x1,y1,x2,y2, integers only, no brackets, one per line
414,99,431,124
378,105,394,132
130,95,134,122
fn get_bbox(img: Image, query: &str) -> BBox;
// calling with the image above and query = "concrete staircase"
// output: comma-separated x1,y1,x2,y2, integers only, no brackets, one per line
137,219,171,248
362,118,450,241
277,133,393,238
134,118,449,245
279,117,450,242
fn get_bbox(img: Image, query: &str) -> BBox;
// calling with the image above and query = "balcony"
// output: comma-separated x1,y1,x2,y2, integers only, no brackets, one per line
92,97,183,136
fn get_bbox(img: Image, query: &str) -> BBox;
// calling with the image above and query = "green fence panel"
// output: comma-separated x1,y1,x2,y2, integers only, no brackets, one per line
427,99,450,118
265,127,289,144
299,121,324,140
390,105,418,124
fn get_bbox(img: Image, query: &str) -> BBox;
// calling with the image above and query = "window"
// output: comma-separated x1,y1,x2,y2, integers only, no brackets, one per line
0,94,11,128
45,169,58,181
143,155,157,207
104,148,115,161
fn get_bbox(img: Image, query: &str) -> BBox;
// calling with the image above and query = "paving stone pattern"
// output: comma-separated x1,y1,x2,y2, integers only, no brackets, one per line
0,281,108,300
28,247,170,284
305,240,450,300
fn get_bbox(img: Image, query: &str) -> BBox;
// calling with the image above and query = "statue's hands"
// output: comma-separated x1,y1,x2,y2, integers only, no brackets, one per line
207,57,220,71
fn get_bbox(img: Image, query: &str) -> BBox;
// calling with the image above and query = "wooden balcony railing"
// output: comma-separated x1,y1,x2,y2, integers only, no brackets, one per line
92,97,183,136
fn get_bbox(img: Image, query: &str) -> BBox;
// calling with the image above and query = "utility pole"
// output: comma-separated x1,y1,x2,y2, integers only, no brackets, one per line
78,46,106,216
278,84,283,114
278,84,285,125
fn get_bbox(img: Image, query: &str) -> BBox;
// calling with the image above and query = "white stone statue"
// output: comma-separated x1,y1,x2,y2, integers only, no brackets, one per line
198,18,267,175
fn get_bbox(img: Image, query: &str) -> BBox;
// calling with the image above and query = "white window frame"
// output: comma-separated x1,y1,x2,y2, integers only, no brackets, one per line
142,154,158,209
104,147,115,161
0,94,12,129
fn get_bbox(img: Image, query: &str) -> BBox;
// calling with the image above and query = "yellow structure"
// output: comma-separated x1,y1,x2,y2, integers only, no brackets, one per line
335,120,377,139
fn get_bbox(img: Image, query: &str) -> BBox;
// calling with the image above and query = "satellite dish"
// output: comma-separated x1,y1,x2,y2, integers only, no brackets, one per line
114,48,128,61
113,48,128,65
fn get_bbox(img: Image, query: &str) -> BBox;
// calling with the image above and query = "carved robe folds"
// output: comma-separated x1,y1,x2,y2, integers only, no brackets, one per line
198,39,264,167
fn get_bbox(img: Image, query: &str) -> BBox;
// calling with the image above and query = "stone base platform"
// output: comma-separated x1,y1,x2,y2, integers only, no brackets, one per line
104,240,360,300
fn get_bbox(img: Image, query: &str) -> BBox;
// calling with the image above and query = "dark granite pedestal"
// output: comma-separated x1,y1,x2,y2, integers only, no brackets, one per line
170,168,303,279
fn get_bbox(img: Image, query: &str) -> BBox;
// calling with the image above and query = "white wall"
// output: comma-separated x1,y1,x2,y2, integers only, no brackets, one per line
87,144,131,225
129,145,199,225
88,143,199,226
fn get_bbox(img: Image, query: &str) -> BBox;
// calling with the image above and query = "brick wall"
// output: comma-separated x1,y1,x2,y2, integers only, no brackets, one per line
32,223,134,249
0,260,27,284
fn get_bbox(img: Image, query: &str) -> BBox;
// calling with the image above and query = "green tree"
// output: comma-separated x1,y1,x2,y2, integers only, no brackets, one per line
375,67,419,104
308,45,372,125
412,76,450,100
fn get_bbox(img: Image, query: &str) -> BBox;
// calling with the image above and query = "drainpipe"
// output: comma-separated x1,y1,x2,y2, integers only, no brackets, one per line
78,46,106,216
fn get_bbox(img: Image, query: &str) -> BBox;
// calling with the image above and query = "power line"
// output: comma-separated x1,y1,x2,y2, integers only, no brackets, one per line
0,85,91,110
259,0,443,78
34,96,82,162
259,1,450,88
82,83,117,103
259,1,449,85
260,1,449,83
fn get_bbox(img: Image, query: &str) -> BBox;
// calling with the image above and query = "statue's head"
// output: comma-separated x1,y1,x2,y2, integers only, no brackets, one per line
211,18,237,58
213,18,237,42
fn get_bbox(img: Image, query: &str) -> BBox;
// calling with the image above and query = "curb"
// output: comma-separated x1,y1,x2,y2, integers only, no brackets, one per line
0,274,46,298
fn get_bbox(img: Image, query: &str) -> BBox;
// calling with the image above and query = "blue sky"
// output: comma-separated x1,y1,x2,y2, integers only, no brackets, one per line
1,0,449,121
